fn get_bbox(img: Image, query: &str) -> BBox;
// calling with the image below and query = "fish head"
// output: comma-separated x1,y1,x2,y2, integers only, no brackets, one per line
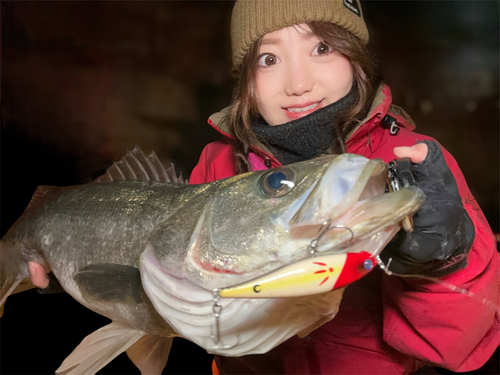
182,153,423,290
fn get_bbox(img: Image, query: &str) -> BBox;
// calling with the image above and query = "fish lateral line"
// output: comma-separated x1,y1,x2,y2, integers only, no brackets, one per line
218,251,375,298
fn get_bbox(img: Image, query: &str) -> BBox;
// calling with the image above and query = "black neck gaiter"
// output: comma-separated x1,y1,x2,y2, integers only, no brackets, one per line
250,89,357,165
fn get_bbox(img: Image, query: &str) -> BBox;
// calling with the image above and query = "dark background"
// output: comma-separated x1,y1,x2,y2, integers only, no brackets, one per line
1,1,498,374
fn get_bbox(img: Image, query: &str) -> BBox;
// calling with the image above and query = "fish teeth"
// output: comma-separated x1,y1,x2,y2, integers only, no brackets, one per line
287,103,318,113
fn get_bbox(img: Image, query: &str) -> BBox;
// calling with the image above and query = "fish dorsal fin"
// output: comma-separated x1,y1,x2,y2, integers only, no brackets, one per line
97,146,187,184
25,185,58,211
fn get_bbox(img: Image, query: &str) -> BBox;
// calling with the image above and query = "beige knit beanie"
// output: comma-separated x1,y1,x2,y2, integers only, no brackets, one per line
231,0,369,71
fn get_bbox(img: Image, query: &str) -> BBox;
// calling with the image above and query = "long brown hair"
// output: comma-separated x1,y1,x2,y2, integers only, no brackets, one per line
229,22,383,174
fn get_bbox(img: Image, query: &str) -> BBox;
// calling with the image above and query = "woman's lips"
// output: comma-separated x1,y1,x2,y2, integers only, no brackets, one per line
283,101,323,120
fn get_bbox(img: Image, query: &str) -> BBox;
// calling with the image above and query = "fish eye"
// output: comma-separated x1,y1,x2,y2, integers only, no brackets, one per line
259,168,296,198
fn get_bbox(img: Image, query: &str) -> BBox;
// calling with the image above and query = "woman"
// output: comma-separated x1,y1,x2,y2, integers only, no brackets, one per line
188,0,499,374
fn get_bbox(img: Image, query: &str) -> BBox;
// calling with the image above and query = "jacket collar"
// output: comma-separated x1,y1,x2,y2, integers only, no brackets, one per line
208,105,279,162
346,84,392,146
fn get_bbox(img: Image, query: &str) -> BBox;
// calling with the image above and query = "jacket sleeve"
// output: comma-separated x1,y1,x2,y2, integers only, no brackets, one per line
381,146,500,371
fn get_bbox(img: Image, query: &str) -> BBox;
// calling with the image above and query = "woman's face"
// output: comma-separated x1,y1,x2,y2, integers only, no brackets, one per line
254,24,353,126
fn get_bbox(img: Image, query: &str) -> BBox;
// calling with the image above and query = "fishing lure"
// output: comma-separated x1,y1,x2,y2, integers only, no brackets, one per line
218,251,375,298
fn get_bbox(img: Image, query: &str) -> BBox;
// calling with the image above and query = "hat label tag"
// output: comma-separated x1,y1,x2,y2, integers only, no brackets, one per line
343,0,361,17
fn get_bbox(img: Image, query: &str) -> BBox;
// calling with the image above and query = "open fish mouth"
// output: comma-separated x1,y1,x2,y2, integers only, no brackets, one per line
287,187,425,256
288,155,388,227
276,157,424,270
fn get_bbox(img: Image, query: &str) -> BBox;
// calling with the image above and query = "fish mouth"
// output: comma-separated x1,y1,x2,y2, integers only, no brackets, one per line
284,155,424,260
191,245,246,276
286,187,424,258
289,155,388,226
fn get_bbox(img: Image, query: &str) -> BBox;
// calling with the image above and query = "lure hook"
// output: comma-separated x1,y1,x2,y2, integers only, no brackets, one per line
307,220,354,256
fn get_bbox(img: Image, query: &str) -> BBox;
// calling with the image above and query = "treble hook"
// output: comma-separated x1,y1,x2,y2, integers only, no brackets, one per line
211,289,222,346
374,254,393,276
211,289,238,350
307,220,354,256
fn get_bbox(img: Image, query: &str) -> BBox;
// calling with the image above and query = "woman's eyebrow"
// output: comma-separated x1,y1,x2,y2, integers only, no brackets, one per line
261,31,316,47
261,38,279,46
300,31,316,40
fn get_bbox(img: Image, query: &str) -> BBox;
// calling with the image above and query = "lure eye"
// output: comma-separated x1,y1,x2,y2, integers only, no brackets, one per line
363,258,374,271
259,168,296,198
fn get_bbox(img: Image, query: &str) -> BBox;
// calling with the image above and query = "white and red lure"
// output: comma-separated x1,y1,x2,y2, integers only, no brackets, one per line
219,252,375,298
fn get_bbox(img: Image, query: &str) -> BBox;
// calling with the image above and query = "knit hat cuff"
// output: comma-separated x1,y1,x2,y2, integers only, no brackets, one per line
231,0,369,70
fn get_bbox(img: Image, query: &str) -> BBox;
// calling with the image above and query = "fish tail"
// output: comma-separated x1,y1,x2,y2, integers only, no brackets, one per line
0,275,24,317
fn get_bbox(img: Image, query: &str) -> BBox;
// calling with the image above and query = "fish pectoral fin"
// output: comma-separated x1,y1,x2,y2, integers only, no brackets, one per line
2,277,37,317
56,321,146,375
12,278,36,295
74,263,144,304
126,334,173,375
0,275,25,316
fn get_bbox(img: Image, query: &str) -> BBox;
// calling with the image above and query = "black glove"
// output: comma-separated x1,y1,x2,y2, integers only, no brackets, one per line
37,272,65,294
380,140,475,277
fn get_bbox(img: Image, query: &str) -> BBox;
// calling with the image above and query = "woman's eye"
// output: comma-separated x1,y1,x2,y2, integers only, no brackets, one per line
258,53,279,67
313,42,333,56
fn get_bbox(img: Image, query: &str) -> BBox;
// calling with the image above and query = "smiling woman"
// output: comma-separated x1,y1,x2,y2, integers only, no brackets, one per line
228,19,382,171
254,24,354,125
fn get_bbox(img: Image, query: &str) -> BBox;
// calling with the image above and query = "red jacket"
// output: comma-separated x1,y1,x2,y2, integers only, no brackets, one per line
190,85,500,374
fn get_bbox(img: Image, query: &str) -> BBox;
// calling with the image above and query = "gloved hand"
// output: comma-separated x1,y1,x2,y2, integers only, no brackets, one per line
380,140,475,277
29,261,65,294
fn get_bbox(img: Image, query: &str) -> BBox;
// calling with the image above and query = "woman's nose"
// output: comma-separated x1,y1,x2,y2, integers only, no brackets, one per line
284,60,314,96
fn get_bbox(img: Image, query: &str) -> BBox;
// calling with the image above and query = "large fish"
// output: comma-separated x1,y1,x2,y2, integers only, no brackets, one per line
0,147,424,374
